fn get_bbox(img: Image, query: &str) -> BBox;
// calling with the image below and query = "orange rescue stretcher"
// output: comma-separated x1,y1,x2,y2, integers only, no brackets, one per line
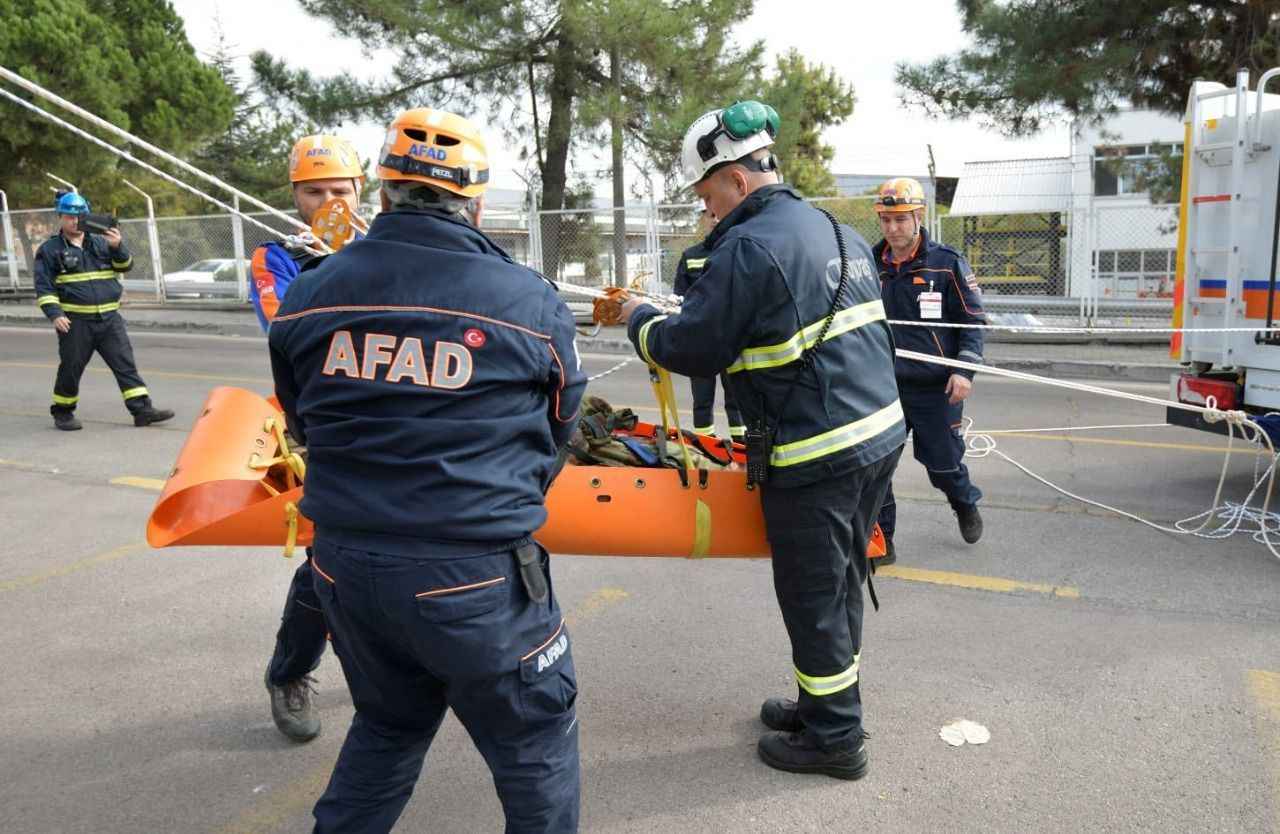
146,386,886,559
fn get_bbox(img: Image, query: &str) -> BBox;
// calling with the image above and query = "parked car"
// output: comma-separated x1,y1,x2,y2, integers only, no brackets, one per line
162,258,248,299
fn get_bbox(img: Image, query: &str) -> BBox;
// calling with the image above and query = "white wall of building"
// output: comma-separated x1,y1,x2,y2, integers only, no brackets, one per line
1065,109,1185,297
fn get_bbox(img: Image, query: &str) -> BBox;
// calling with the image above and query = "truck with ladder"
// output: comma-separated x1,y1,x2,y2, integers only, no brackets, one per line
1170,68,1280,433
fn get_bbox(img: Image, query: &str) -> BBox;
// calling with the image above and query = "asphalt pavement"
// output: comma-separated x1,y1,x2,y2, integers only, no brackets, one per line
0,325,1277,833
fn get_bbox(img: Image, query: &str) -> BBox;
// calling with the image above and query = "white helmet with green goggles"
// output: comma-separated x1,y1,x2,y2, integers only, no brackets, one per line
681,100,780,187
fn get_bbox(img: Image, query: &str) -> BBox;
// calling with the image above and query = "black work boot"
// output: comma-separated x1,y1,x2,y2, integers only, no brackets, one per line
878,536,896,566
955,503,983,544
757,731,869,780
53,412,82,431
760,697,803,732
133,406,175,427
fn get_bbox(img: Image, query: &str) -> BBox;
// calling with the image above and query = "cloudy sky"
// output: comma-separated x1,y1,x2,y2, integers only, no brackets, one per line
169,0,1070,195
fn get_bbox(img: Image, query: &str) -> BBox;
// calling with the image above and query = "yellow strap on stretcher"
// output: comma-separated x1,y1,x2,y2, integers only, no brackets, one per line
646,361,712,558
247,416,307,557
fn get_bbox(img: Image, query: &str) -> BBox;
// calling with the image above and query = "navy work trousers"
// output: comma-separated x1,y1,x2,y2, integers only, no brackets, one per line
51,313,151,416
760,446,901,750
267,553,328,686
878,385,982,539
690,373,742,438
309,539,580,834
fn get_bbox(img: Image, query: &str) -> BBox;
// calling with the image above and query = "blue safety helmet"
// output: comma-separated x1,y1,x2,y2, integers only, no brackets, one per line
55,192,89,215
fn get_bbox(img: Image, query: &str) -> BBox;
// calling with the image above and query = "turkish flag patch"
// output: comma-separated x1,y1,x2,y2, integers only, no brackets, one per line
463,328,486,348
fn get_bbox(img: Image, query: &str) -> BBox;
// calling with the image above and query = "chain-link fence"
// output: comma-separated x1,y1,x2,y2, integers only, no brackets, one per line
1,208,58,292
528,204,665,294
0,189,1185,333
1083,203,1179,326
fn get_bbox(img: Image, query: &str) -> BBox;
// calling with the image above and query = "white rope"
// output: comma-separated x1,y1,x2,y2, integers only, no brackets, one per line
981,422,1172,435
925,347,1280,560
964,418,1280,560
886,318,1280,334
897,349,1234,418
0,86,317,247
587,356,635,381
0,64,307,233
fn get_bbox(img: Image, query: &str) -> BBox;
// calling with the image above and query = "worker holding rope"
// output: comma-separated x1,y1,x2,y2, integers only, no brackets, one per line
622,101,904,781
872,177,986,560
251,134,364,744
268,108,585,833
34,192,174,431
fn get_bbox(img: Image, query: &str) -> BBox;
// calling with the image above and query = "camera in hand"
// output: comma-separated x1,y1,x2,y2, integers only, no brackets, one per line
78,213,119,235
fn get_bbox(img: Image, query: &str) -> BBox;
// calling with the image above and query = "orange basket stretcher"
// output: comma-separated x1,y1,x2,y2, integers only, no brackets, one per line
146,386,885,559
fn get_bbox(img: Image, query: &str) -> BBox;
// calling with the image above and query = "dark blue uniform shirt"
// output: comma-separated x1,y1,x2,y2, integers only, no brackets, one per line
268,209,587,555
873,229,985,387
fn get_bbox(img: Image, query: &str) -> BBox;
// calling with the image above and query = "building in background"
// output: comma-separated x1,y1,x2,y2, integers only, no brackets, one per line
949,109,1184,301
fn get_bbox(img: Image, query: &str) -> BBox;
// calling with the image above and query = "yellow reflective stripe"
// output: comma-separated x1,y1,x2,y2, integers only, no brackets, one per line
36,294,61,307
693,424,716,434
771,400,904,468
726,300,887,374
51,393,78,406
685,257,707,270
795,654,860,697
61,302,121,314
121,387,148,400
637,314,667,366
54,270,117,284
692,499,711,558
111,258,132,269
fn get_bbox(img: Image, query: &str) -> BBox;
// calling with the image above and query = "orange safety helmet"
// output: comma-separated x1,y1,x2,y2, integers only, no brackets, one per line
288,135,366,185
873,177,927,213
376,108,490,199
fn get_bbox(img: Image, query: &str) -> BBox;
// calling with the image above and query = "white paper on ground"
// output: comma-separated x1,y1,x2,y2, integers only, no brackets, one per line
940,719,990,746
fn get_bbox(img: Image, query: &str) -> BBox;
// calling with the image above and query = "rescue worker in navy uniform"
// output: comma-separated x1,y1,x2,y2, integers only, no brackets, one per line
268,108,586,833
672,209,743,440
34,192,173,431
872,177,985,561
252,133,366,744
622,101,905,780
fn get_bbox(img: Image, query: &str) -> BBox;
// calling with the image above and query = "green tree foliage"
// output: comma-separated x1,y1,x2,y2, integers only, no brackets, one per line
250,0,760,273
895,0,1278,136
189,26,310,213
0,0,234,215
756,49,856,197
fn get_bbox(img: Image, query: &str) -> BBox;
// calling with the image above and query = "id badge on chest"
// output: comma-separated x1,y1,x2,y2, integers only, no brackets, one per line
918,291,943,320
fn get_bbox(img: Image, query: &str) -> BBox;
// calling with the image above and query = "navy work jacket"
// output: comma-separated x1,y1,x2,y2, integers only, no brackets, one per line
34,232,132,319
629,184,905,488
873,230,985,388
268,209,587,555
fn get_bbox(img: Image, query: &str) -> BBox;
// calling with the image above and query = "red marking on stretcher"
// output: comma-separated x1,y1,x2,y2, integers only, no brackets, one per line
1192,194,1231,204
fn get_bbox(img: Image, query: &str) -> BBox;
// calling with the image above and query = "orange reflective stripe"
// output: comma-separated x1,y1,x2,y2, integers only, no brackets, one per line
415,576,506,598
520,619,566,661
251,247,281,324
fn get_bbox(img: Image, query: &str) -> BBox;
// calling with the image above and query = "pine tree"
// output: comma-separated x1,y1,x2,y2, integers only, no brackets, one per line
895,0,1280,136
249,0,761,273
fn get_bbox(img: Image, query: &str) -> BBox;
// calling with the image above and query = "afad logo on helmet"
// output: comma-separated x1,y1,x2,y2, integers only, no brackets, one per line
406,143,447,161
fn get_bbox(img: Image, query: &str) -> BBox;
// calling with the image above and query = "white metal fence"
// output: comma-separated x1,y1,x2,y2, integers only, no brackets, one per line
0,193,1181,329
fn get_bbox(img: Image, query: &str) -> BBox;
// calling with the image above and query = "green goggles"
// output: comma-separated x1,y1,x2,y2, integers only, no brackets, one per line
696,100,780,163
